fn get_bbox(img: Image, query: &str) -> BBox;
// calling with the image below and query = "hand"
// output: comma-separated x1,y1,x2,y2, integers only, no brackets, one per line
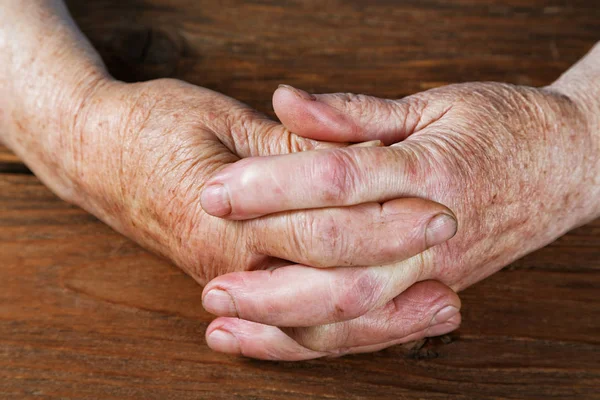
202,47,600,359
8,75,460,283
2,0,465,283
13,77,465,359
1,2,464,362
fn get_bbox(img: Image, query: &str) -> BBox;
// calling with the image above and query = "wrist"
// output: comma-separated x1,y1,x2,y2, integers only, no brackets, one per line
1,59,113,208
5,68,112,200
549,43,600,145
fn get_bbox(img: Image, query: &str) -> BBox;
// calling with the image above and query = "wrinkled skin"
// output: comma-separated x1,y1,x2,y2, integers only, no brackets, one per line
28,78,335,283
8,77,462,286
2,1,599,362
1,1,464,362
202,64,600,359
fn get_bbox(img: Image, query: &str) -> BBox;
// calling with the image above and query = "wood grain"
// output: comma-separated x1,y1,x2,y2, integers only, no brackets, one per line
0,147,27,174
1,0,599,399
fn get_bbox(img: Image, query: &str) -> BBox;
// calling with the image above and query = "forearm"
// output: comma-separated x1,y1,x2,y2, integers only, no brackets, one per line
0,0,109,150
549,43,600,221
0,0,111,200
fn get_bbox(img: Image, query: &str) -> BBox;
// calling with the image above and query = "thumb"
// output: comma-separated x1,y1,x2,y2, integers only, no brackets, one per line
199,87,383,158
210,93,352,157
230,116,344,157
273,85,451,145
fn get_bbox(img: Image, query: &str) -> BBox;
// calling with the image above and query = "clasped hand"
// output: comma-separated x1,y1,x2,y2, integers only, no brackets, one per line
3,3,598,359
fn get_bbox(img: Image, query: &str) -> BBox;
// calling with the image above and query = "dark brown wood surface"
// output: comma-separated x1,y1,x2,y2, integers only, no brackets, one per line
1,1,599,398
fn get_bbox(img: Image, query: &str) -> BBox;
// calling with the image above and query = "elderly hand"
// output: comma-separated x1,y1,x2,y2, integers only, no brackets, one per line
1,1,463,361
4,50,460,286
202,45,600,359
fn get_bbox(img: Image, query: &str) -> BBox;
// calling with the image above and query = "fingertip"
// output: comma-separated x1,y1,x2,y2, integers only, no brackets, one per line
272,85,311,127
206,317,327,361
273,85,357,142
404,281,461,337
399,280,461,311
425,213,458,248
206,328,242,355
381,198,457,250
391,280,461,334
199,159,268,221
202,288,238,317
276,84,316,101
430,305,460,326
200,184,232,217
426,312,462,337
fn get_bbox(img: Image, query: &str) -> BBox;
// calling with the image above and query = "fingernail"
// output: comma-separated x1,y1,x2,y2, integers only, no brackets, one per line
278,84,316,101
349,140,385,148
426,313,461,337
430,305,459,326
203,289,237,316
207,329,240,354
200,184,232,217
425,213,457,248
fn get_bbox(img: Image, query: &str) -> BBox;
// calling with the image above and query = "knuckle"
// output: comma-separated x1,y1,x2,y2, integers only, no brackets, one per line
331,270,383,320
226,107,282,157
398,96,427,132
306,212,347,267
339,93,384,129
286,212,343,267
391,143,428,182
226,107,259,154
338,93,403,129
285,131,318,153
318,150,359,203
340,93,370,115
285,213,313,263
260,124,307,156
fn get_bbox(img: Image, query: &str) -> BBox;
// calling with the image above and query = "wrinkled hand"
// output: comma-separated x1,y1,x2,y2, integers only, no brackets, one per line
202,72,599,358
1,1,464,362
5,75,462,358
13,76,459,283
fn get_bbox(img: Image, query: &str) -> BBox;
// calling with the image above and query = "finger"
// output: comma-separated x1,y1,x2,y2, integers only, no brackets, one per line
202,252,432,327
273,85,451,145
200,146,428,219
246,198,456,268
338,312,461,356
206,319,459,361
205,315,460,361
198,89,344,158
205,280,461,361
283,280,461,352
206,318,327,361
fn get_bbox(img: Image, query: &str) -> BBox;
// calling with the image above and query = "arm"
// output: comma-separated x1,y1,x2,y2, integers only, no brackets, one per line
0,0,108,201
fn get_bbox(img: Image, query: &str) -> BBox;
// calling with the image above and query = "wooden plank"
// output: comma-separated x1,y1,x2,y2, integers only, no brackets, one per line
0,146,28,174
5,0,600,167
65,0,599,119
0,173,598,399
2,0,599,398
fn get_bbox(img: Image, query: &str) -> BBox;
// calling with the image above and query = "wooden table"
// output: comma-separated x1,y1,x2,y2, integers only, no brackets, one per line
1,1,599,398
